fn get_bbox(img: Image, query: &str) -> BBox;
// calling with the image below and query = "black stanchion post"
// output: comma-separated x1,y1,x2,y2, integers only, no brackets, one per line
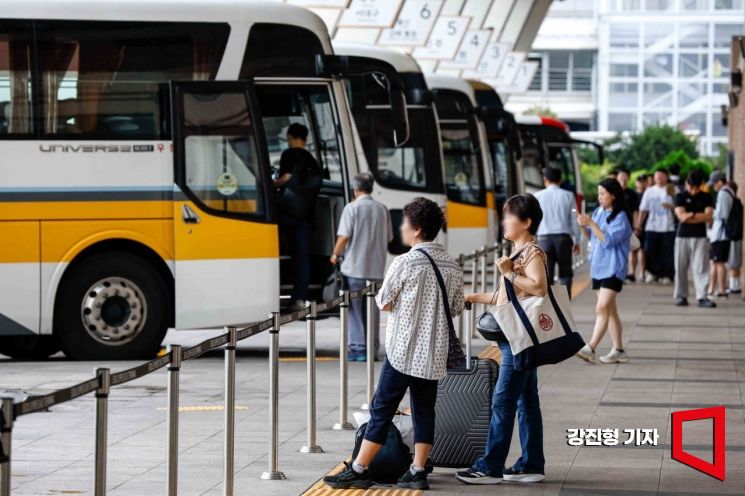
301,301,323,453
261,312,286,480
333,290,353,431
480,245,487,294
464,303,473,370
166,345,181,496
94,368,110,496
458,254,465,343
493,242,500,290
0,396,13,496
223,326,237,496
361,281,375,410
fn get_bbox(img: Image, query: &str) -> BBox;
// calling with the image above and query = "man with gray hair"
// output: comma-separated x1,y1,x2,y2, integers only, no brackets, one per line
330,173,393,361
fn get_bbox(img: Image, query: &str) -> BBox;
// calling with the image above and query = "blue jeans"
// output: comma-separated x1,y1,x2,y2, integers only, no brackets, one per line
280,213,311,302
472,341,545,476
345,276,380,354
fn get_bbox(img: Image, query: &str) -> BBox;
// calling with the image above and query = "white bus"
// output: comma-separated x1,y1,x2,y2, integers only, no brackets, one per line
425,74,497,256
332,43,448,254
0,0,408,359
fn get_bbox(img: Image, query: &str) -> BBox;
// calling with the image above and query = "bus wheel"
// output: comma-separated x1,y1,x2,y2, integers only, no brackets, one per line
55,251,170,360
0,336,61,360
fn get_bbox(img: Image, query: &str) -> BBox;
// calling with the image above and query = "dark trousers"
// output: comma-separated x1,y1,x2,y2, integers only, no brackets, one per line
364,358,438,445
345,276,381,354
280,213,311,302
644,231,675,279
538,234,573,298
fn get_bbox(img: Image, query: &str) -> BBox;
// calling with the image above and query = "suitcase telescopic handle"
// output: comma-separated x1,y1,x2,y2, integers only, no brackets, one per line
464,302,472,370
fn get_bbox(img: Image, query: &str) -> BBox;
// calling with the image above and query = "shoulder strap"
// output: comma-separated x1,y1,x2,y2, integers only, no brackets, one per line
415,249,455,334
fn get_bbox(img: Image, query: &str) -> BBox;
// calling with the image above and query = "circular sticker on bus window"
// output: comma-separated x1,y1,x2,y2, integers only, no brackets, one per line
216,172,238,196
454,171,468,187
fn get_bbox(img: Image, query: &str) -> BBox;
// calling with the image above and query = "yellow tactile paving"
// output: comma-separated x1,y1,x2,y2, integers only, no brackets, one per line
301,463,423,496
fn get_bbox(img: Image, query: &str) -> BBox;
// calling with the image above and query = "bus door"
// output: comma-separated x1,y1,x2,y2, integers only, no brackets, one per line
433,91,487,256
171,81,278,328
253,81,347,306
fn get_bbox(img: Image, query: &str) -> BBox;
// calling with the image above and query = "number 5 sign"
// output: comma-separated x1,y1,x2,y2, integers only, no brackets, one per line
379,0,444,47
413,16,471,60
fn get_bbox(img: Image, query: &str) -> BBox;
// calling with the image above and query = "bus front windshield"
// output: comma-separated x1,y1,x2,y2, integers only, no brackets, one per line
441,123,484,205
547,143,577,193
369,107,443,193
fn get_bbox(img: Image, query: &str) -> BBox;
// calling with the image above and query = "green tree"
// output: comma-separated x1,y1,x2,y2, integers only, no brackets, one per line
605,124,699,170
522,106,556,118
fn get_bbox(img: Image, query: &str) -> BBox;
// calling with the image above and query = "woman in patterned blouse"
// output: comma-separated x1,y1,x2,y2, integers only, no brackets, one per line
456,194,549,485
324,197,464,491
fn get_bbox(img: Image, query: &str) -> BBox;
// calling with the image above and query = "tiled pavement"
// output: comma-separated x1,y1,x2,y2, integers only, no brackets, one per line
2,279,744,495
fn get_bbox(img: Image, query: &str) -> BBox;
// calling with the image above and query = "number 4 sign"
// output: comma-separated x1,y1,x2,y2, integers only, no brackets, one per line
413,16,471,60
438,29,490,70
379,0,444,47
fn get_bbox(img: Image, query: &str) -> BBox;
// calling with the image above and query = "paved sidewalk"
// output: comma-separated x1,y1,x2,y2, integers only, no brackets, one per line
2,280,745,495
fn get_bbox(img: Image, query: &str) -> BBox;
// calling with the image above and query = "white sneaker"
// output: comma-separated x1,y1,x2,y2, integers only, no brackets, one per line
576,344,596,364
599,347,630,364
644,271,656,283
659,277,673,285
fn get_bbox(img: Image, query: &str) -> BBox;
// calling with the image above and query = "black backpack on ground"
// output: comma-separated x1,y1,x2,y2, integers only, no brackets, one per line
724,189,743,241
352,422,411,484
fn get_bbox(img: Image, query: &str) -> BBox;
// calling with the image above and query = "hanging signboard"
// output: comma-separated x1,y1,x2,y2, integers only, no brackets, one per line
491,51,527,86
461,41,509,78
338,0,404,28
379,0,444,47
287,0,349,6
412,15,471,60
461,0,493,29
438,29,490,70
497,60,539,94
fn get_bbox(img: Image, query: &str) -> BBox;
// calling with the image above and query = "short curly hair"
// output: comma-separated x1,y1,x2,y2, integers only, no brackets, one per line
503,194,543,235
403,197,445,241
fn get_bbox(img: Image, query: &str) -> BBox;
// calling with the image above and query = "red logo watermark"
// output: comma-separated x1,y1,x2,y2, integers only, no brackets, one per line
671,406,726,481
538,313,553,331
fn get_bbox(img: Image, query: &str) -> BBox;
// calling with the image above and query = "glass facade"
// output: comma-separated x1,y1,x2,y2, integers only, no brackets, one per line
528,50,595,93
598,1,739,155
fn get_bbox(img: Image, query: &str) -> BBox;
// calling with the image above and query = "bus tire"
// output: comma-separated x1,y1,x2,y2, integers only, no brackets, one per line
54,251,171,360
0,335,61,360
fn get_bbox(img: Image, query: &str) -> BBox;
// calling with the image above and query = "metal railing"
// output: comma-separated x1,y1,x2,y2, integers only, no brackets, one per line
0,283,377,496
2,240,579,495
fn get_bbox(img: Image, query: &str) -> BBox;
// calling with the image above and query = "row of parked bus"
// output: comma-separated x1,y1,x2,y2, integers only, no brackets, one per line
0,1,602,360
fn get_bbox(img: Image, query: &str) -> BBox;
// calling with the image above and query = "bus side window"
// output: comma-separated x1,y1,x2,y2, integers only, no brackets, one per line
0,21,33,135
35,21,229,139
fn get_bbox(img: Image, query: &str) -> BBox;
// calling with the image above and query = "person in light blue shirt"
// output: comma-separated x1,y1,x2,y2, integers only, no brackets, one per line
575,179,632,365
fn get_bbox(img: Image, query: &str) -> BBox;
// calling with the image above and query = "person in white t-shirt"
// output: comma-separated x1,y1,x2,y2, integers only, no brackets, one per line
636,169,676,283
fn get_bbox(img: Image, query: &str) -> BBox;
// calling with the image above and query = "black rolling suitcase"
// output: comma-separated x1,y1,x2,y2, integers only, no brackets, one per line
415,251,500,468
430,355,499,467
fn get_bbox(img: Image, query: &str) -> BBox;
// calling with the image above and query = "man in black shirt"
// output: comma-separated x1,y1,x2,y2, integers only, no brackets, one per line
673,170,715,308
274,123,323,311
617,168,640,281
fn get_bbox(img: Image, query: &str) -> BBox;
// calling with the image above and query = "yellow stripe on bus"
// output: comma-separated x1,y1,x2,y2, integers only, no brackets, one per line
447,201,488,228
0,200,173,221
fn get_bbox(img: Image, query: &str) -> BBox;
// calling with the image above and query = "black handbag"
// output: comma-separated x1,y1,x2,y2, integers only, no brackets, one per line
475,249,525,342
416,249,466,369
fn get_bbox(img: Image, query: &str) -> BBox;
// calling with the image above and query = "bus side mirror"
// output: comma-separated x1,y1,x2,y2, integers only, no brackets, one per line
316,54,410,147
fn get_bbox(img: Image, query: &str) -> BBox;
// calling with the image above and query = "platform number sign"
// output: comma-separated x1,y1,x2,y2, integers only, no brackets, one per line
461,41,510,78
499,61,539,93
379,0,444,46
439,29,490,69
338,0,404,28
413,16,470,60
492,51,526,86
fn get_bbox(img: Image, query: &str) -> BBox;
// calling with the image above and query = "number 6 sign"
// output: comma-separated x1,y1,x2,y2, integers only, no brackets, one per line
379,0,444,47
